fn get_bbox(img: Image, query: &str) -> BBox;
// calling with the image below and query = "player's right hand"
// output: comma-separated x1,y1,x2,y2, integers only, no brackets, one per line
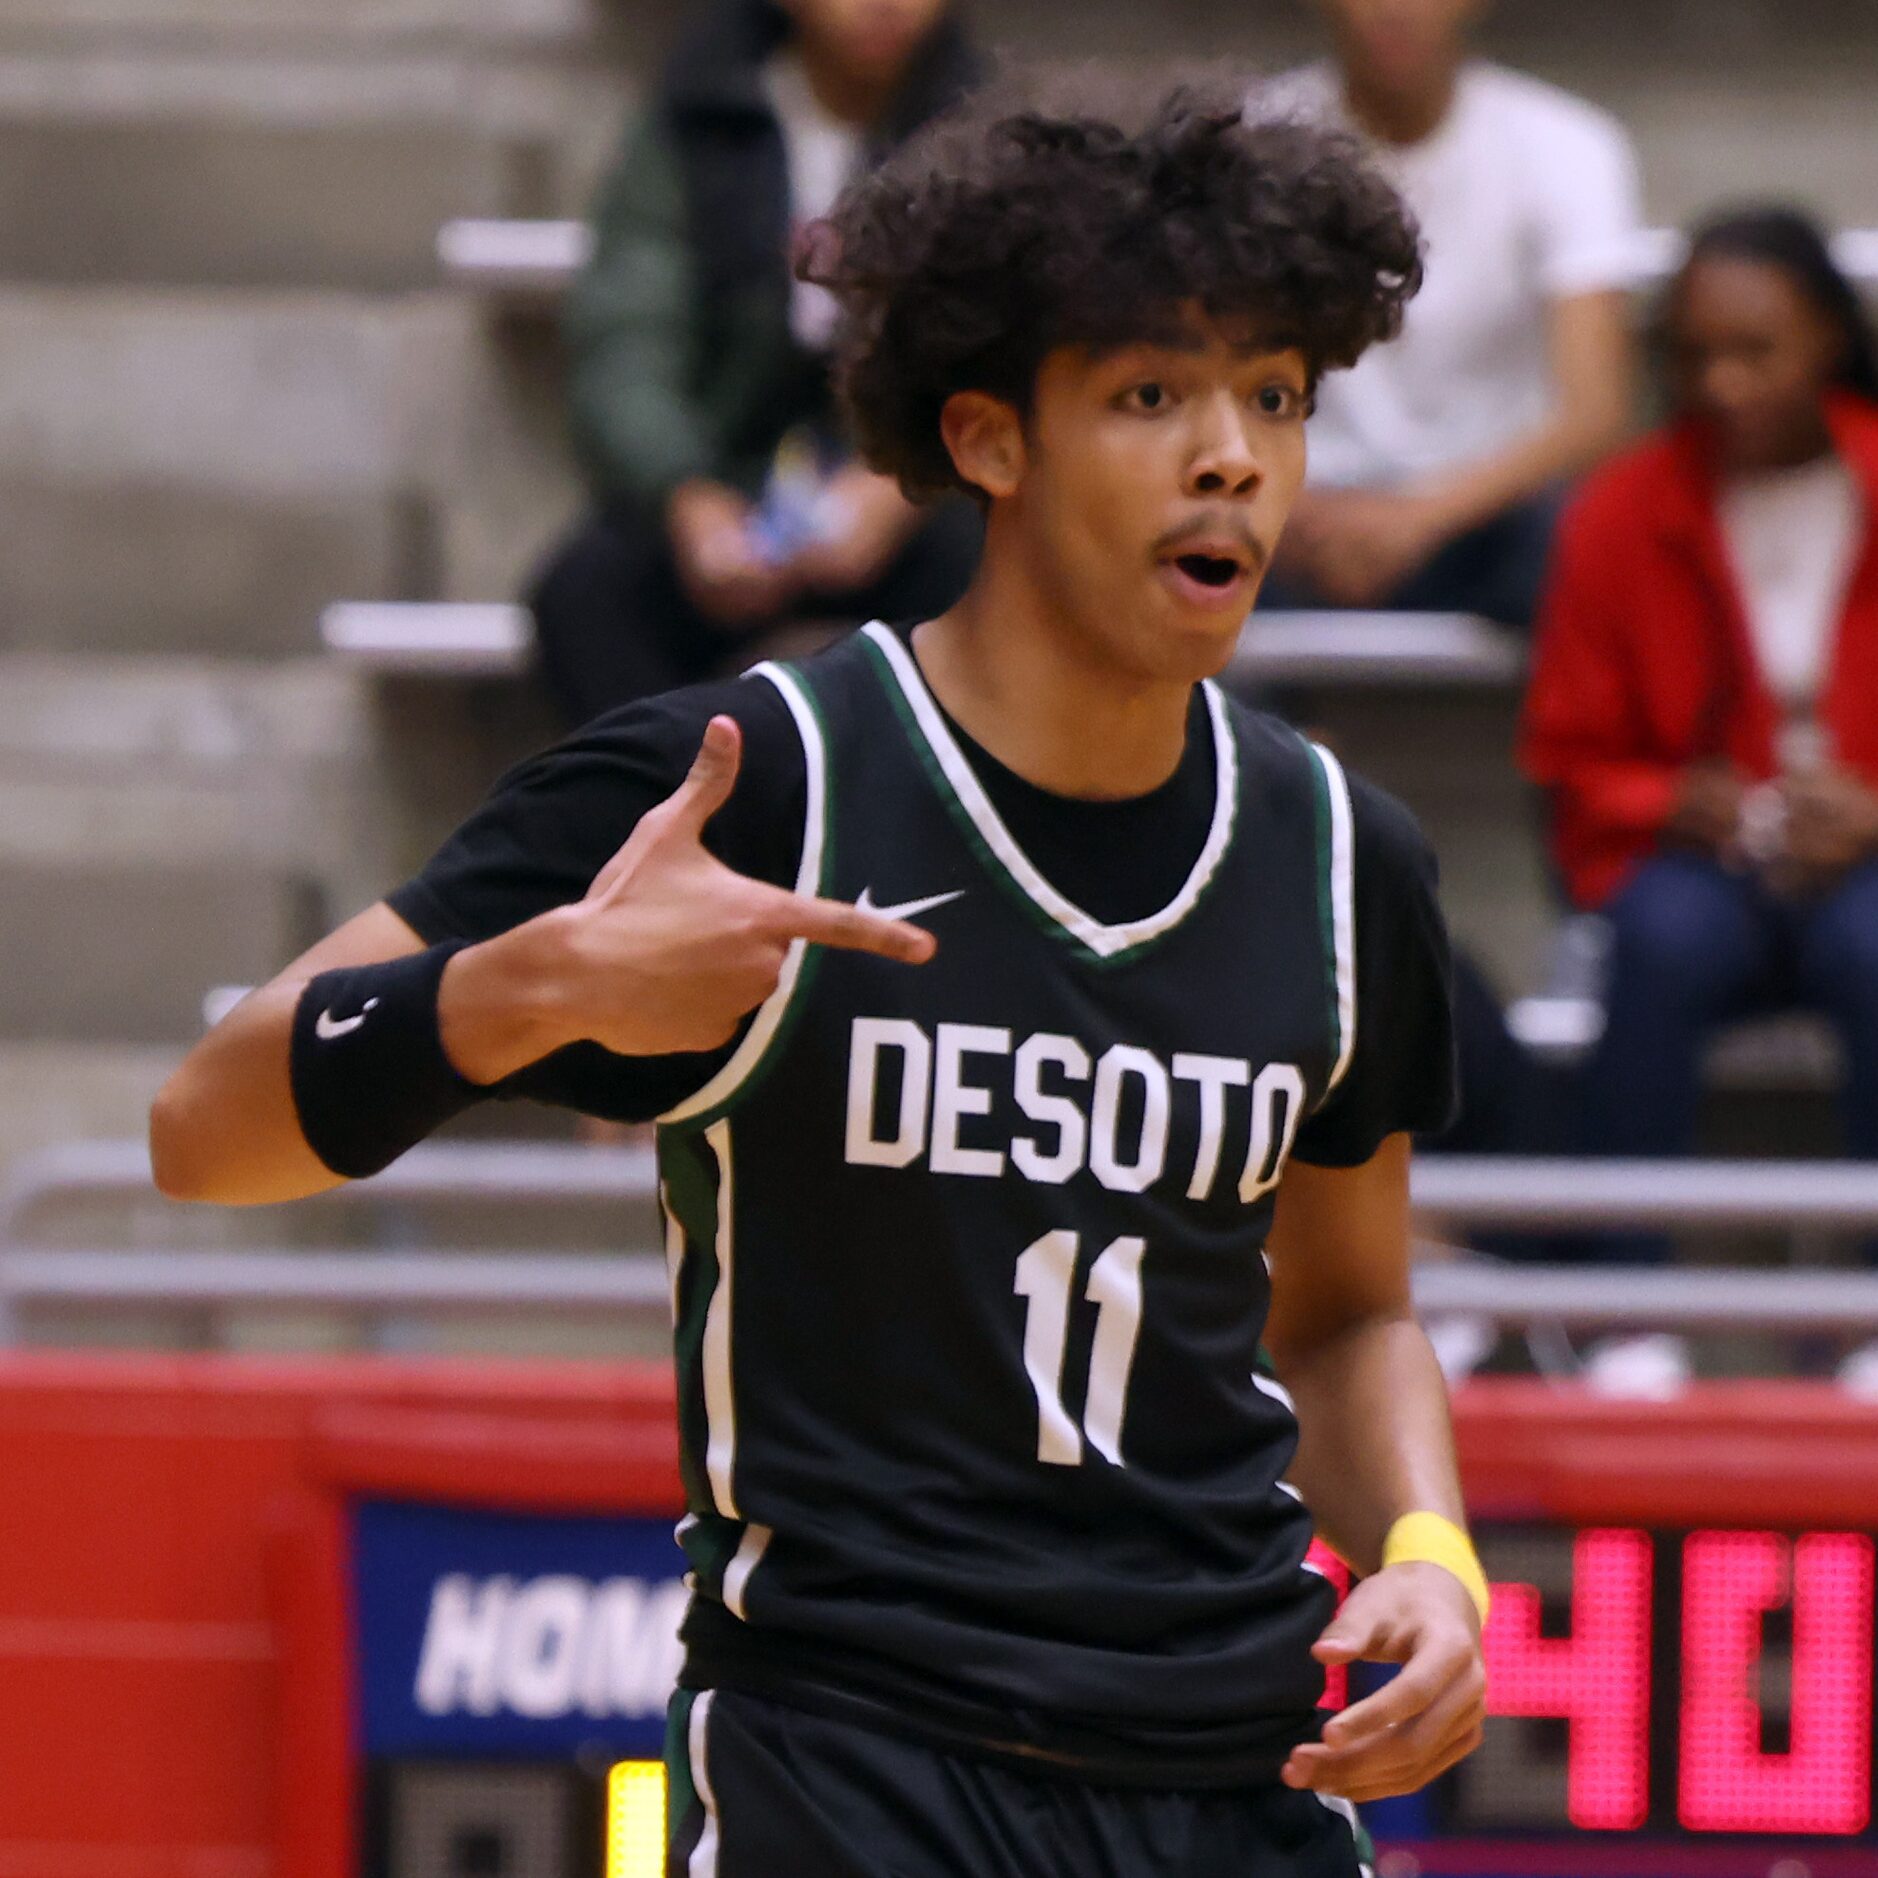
543,715,936,1058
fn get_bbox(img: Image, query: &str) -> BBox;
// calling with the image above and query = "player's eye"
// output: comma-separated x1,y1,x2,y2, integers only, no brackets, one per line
1254,384,1306,419
1121,382,1171,413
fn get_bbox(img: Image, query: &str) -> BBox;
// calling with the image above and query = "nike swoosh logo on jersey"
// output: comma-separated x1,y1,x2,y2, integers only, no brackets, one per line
855,886,967,925
315,998,379,1041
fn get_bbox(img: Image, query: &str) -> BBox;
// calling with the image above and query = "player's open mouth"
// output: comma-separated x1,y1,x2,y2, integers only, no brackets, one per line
1156,546,1257,608
1177,554,1242,588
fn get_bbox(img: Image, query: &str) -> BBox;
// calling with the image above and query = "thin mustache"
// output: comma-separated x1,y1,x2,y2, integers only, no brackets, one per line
1151,519,1267,572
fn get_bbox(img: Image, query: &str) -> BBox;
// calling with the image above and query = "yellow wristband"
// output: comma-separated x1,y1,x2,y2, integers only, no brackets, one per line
1382,1511,1491,1625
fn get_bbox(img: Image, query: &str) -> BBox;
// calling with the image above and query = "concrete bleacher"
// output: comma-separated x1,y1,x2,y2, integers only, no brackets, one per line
0,653,371,1035
5,0,1876,1234
0,289,470,659
0,0,605,1161
0,118,551,292
0,654,359,1198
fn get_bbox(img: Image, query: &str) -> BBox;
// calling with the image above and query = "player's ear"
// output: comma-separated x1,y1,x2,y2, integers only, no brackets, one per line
940,391,1026,502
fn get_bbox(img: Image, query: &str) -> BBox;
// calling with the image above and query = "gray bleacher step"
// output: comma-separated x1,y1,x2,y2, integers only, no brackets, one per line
0,114,550,291
0,478,423,658
0,0,468,40
0,647,560,986
1234,610,1522,688
0,761,337,874
0,0,616,50
0,285,551,650
0,1044,179,1187
0,656,380,1032
0,860,314,1044
0,285,474,497
0,651,361,762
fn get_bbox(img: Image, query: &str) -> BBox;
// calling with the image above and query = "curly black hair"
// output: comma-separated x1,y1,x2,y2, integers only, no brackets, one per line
802,73,1424,501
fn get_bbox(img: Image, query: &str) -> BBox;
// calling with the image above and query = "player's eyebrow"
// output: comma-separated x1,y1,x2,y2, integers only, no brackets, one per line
1097,330,1305,366
1108,319,1308,363
1216,325,1309,360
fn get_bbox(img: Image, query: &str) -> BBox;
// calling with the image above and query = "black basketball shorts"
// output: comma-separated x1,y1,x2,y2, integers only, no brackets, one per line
663,1689,1376,1878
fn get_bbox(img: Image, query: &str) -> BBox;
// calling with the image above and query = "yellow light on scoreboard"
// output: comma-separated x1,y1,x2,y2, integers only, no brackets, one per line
606,1760,667,1878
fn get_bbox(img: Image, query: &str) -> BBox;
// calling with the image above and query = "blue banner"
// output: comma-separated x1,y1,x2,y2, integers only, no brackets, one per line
352,1500,687,1758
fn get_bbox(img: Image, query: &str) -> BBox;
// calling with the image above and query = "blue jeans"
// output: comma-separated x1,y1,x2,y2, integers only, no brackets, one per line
1581,854,1878,1263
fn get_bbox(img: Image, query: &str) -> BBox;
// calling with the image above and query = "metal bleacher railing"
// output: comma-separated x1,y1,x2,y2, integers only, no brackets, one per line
437,219,1878,301
319,601,536,676
0,1138,661,1347
436,216,593,296
6,1138,1878,1350
319,600,1524,687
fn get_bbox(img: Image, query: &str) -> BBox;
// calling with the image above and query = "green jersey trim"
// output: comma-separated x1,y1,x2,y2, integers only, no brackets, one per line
659,661,828,1126
663,1689,700,1855
859,621,1240,963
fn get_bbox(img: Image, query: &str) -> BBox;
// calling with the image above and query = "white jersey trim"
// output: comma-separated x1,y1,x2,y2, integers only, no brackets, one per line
861,621,1239,959
688,1690,722,1878
1251,1370,1297,1416
1309,741,1359,1097
661,661,827,1125
661,1181,685,1321
700,1118,739,1519
722,1521,772,1621
1315,1792,1375,1878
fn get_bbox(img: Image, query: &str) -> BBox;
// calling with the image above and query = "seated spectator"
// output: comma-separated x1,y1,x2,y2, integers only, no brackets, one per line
1522,209,1878,1386
532,0,983,727
1260,0,1639,627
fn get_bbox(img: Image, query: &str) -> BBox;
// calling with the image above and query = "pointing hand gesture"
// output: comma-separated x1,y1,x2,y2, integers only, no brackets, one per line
545,715,935,1059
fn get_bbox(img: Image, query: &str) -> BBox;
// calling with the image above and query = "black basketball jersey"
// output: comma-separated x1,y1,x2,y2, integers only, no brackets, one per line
659,623,1364,1784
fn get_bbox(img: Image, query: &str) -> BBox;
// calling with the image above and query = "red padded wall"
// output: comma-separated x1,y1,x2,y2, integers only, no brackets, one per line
0,1357,671,1878
0,1357,1872,1878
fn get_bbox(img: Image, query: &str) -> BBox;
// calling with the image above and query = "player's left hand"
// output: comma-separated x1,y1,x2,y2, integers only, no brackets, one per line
1280,1562,1486,1803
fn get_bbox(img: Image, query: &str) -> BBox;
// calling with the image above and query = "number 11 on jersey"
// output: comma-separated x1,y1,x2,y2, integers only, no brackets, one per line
1014,1231,1146,1467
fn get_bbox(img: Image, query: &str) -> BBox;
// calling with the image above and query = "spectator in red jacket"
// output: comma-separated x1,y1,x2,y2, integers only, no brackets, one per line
1522,209,1878,1325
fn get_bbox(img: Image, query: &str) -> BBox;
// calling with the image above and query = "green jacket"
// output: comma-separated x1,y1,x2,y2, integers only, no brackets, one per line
564,0,979,512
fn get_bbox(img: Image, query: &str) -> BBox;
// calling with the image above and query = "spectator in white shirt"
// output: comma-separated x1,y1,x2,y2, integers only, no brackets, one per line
1261,0,1641,627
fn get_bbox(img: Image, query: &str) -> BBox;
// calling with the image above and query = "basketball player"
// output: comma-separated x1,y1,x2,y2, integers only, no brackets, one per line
152,79,1489,1877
